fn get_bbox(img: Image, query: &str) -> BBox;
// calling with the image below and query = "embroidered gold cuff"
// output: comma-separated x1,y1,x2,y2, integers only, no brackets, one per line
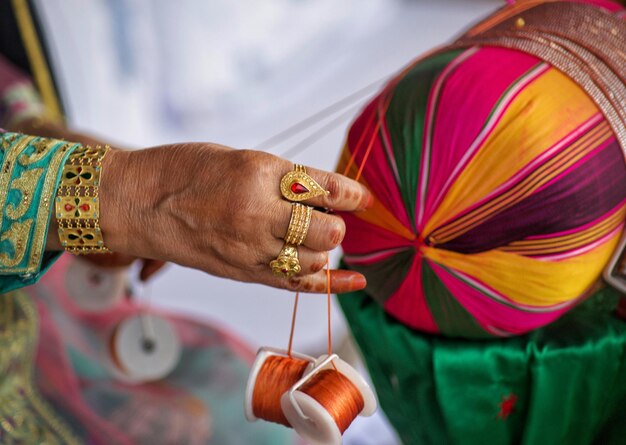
55,145,111,254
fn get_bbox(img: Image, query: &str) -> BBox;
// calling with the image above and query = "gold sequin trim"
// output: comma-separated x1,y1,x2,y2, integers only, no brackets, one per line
0,220,32,268
0,292,80,444
19,137,59,166
0,134,78,274
5,168,43,220
28,141,74,271
453,2,626,156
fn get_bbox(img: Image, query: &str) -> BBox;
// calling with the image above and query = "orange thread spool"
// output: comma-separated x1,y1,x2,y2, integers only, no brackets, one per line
298,369,365,434
281,354,377,445
251,355,310,426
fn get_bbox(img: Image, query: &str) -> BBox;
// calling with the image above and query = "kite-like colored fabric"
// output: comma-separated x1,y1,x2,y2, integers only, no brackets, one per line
339,7,626,338
338,0,626,442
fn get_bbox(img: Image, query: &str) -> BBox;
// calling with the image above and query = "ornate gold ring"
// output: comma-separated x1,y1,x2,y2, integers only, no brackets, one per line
280,164,329,202
269,243,301,278
285,203,313,246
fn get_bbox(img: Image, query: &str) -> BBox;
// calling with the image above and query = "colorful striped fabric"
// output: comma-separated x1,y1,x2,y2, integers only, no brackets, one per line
339,39,626,337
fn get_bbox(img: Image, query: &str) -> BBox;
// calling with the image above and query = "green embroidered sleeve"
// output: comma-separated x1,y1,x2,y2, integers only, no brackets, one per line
0,131,80,292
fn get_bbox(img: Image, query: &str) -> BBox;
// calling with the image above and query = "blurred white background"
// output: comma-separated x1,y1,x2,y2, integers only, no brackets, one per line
35,1,500,443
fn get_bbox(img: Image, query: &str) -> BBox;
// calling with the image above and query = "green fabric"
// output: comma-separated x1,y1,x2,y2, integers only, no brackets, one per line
0,132,78,293
385,50,462,231
421,261,488,338
339,283,626,445
349,247,416,305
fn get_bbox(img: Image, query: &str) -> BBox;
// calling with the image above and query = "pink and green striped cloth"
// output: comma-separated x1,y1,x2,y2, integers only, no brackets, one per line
339,19,626,337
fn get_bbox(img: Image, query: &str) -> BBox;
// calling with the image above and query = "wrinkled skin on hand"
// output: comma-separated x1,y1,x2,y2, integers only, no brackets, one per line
98,144,372,293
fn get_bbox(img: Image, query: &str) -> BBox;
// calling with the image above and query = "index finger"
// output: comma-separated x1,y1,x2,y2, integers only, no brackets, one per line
280,164,373,211
264,268,368,294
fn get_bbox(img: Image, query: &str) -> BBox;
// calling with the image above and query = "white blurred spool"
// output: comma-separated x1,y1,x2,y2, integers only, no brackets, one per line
65,259,126,311
106,314,181,383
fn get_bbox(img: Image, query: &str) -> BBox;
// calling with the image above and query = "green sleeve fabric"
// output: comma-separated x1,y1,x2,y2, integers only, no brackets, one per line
339,281,626,445
0,131,79,293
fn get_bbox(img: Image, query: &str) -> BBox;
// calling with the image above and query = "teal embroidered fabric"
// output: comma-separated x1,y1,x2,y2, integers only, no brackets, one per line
0,131,79,293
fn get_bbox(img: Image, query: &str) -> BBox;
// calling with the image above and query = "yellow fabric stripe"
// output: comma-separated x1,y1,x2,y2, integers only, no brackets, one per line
423,230,620,307
423,68,600,236
431,122,610,241
12,0,63,121
430,122,611,243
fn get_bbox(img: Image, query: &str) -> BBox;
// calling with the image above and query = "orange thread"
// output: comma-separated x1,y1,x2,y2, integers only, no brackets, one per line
273,61,394,437
326,258,332,357
299,369,365,434
342,46,446,184
343,105,379,176
343,88,394,182
252,356,310,426
355,120,381,181
287,292,299,357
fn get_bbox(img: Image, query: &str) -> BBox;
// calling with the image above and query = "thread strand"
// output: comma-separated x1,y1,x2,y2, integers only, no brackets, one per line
287,292,299,357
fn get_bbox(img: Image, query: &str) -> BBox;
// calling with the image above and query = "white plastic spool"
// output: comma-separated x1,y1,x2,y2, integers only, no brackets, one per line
65,259,126,311
280,354,377,445
244,347,316,422
603,233,626,293
106,314,181,383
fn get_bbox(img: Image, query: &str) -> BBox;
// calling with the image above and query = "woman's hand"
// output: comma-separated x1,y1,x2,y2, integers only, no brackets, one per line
99,143,372,294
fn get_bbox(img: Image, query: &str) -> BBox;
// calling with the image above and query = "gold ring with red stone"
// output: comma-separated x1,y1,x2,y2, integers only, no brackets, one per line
280,164,329,202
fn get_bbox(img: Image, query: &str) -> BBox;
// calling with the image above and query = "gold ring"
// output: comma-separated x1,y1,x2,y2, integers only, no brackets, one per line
285,203,313,246
270,243,301,277
280,164,329,202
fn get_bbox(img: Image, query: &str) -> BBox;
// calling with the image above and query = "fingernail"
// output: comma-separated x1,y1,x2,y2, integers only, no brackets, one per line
350,274,367,290
334,272,367,293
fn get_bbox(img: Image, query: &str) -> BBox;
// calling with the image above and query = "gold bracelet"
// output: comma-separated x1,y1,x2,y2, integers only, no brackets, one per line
55,144,111,254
